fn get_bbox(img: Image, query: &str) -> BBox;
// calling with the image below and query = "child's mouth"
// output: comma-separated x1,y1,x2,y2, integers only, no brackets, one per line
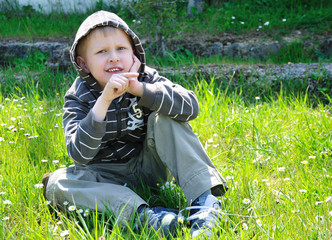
106,68,121,73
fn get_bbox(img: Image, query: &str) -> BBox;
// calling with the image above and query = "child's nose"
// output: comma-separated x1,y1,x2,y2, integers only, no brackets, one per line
109,51,120,63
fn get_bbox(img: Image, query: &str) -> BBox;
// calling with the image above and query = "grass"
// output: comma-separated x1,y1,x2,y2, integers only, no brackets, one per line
0,0,331,40
0,1,331,237
0,61,331,239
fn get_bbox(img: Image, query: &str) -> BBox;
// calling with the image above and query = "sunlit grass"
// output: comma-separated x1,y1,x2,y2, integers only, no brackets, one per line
0,64,331,239
0,0,331,39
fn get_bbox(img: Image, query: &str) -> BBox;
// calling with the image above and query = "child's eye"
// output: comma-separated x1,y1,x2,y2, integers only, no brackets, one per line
97,50,106,54
118,47,126,50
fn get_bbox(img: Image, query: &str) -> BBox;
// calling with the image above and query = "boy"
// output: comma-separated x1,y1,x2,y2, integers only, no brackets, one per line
44,10,228,237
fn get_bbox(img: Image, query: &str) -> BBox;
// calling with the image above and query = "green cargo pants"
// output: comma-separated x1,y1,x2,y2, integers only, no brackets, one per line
46,112,228,221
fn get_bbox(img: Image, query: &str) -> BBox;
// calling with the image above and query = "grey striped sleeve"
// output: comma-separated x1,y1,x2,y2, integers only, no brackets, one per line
139,78,199,122
63,98,106,165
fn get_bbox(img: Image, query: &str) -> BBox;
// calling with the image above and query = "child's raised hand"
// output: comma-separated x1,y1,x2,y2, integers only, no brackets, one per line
101,55,142,103
102,72,139,103
128,55,143,96
129,55,141,74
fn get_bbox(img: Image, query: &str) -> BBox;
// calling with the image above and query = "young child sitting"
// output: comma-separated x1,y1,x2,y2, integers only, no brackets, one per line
43,10,228,237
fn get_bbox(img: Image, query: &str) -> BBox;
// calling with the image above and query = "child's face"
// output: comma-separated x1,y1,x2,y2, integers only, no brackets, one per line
76,27,135,89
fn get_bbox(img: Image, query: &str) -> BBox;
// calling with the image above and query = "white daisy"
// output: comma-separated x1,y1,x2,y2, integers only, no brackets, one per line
34,183,44,189
3,200,12,205
84,209,89,217
242,222,248,230
76,209,83,214
68,205,76,211
256,219,262,227
60,230,70,237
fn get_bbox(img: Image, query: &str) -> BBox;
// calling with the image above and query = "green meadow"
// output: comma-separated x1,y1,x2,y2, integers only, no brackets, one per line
0,61,331,239
0,0,332,239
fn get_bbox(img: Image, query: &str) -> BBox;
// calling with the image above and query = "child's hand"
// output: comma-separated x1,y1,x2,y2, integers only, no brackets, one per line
128,55,143,97
102,72,139,103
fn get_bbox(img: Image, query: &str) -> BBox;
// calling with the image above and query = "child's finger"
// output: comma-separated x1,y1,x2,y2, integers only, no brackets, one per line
122,72,139,77
122,72,139,80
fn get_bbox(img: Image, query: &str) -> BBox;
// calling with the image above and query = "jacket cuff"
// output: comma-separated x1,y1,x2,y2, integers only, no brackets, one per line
138,82,158,109
80,110,107,137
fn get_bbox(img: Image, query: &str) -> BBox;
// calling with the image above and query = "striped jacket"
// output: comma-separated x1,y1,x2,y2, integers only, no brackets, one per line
63,11,199,165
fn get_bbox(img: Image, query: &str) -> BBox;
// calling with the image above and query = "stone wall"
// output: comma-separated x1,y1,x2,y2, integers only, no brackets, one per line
0,37,331,70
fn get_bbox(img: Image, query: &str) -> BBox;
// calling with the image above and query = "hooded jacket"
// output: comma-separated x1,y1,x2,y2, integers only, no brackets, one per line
64,11,199,165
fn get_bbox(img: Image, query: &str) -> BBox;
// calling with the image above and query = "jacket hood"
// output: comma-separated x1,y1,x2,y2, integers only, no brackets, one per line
70,10,146,92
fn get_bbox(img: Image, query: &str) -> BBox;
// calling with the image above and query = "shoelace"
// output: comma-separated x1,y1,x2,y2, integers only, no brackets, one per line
135,208,177,230
178,205,224,223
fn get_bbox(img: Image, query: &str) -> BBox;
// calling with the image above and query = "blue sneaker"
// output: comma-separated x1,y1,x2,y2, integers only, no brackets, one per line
137,206,179,236
187,195,223,237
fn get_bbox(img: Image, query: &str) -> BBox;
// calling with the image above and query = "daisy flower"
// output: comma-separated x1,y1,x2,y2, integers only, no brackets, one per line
68,205,76,211
84,209,89,217
76,209,83,214
60,230,70,237
256,219,262,227
3,200,12,205
242,222,248,230
34,183,44,189
243,198,251,205
198,211,208,219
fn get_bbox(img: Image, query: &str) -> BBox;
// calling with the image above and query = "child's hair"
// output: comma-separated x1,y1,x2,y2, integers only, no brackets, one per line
76,26,135,57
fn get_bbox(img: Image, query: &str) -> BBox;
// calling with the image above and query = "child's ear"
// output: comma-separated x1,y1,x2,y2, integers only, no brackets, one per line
76,56,90,73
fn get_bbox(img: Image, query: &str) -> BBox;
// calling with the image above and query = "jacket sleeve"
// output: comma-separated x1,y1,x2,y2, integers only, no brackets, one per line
138,67,199,121
63,94,106,165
